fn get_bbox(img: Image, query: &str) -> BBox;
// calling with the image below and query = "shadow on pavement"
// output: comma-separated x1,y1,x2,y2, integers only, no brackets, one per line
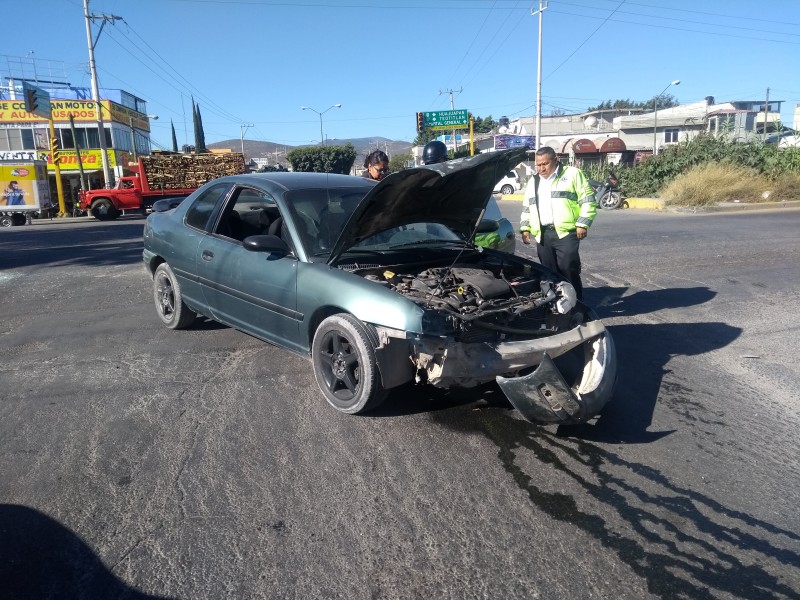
0,222,145,270
0,504,172,599
374,317,741,448
431,408,800,600
558,320,741,443
586,285,717,318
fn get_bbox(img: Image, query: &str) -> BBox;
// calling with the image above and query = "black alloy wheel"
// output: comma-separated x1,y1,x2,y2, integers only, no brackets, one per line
153,263,196,329
312,314,387,414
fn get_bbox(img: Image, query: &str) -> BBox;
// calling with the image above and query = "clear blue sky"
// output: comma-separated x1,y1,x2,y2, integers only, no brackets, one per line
10,0,800,150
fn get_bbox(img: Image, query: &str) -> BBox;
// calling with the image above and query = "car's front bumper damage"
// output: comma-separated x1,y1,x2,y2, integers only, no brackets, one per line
374,319,617,424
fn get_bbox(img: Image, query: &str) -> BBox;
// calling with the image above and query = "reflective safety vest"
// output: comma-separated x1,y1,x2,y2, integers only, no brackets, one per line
520,163,597,241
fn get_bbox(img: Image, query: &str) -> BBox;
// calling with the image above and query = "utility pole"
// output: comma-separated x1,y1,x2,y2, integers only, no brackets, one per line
83,0,122,187
532,0,547,151
240,123,253,157
439,87,462,154
763,87,770,141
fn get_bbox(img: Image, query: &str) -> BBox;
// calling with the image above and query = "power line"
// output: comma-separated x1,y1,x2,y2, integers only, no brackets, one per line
544,0,627,81
557,1,800,37
557,0,800,28
549,8,800,45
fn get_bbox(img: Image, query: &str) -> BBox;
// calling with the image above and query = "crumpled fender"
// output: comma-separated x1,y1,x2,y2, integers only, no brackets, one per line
496,330,616,424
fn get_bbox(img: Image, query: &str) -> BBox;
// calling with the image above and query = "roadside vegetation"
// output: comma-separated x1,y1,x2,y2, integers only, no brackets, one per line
286,143,357,174
585,133,800,206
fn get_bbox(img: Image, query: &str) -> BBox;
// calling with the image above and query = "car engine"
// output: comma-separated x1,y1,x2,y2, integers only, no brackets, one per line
360,261,578,338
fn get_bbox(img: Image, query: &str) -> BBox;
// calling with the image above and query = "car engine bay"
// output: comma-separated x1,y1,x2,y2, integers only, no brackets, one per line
354,257,580,339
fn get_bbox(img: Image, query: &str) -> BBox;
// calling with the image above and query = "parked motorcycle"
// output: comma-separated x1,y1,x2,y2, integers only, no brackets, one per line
590,173,624,210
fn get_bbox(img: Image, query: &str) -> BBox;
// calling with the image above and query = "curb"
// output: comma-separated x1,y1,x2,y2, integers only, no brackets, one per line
498,194,800,213
626,198,800,212
624,198,666,210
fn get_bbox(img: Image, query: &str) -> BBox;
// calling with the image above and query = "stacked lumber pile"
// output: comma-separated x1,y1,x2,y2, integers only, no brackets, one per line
141,153,246,190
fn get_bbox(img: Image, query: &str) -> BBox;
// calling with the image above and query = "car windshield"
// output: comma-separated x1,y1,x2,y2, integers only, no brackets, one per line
282,186,370,255
283,187,466,258
350,223,463,252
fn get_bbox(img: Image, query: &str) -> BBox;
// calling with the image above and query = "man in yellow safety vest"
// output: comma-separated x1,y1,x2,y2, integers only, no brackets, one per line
520,146,597,300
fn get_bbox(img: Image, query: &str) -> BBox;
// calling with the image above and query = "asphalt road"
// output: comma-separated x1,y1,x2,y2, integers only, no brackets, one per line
1,207,799,599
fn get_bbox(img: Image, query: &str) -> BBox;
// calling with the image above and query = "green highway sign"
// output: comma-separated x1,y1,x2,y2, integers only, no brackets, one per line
422,109,469,131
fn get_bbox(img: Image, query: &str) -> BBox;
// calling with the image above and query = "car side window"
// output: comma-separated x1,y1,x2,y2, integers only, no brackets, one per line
185,184,230,231
215,187,279,241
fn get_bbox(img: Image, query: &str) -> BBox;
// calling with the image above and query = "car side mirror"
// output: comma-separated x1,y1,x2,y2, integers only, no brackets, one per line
242,234,290,255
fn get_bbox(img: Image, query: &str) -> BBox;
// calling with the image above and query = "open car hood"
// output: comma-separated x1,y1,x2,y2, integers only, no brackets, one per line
327,148,528,265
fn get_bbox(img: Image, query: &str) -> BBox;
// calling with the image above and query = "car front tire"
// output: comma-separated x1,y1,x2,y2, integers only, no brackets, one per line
500,184,514,195
153,263,196,329
312,314,387,414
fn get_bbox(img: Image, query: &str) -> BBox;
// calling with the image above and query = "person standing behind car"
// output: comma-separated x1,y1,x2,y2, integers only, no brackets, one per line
422,140,448,165
363,150,389,181
520,146,596,300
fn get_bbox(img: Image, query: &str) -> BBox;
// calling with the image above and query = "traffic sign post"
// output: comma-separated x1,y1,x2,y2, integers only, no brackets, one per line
419,109,469,131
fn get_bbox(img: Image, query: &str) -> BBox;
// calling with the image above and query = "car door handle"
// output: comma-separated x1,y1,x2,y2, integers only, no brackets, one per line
202,250,214,261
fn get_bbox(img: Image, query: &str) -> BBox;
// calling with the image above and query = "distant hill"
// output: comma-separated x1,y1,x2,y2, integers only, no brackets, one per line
208,137,413,166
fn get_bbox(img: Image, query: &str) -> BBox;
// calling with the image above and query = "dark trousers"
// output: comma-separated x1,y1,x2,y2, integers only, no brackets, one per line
537,228,583,300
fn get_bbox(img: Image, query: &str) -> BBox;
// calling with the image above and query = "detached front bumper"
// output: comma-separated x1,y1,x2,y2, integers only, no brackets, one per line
497,331,616,424
382,319,616,424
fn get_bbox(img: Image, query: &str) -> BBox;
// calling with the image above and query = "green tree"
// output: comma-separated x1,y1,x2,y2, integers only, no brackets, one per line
413,128,438,147
191,97,207,154
196,104,207,153
472,114,496,133
286,143,357,174
587,96,679,112
170,120,178,153
388,152,412,173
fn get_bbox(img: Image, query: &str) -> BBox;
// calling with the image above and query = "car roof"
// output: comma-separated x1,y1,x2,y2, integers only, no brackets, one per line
216,171,377,192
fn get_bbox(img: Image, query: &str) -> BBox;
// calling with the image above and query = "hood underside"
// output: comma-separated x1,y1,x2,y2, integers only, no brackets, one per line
327,148,527,264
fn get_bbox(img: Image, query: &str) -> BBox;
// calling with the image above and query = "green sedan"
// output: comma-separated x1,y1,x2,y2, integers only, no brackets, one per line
143,149,616,424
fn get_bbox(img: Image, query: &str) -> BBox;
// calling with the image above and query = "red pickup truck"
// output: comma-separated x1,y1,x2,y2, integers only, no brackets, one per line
79,153,246,220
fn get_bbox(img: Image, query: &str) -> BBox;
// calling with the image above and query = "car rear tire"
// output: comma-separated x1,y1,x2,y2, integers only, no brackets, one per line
153,263,196,329
91,198,120,220
0,215,12,227
312,314,387,414
500,184,514,195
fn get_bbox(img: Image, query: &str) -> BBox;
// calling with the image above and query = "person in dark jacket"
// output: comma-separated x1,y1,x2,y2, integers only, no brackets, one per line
422,140,448,165
363,150,389,181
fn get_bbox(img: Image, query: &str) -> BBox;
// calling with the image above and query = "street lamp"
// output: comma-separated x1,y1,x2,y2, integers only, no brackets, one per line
240,123,253,157
653,80,680,155
129,114,158,163
301,104,341,145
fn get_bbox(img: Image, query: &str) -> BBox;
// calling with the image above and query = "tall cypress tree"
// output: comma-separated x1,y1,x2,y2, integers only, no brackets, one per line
196,103,207,153
192,97,200,154
170,119,178,152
